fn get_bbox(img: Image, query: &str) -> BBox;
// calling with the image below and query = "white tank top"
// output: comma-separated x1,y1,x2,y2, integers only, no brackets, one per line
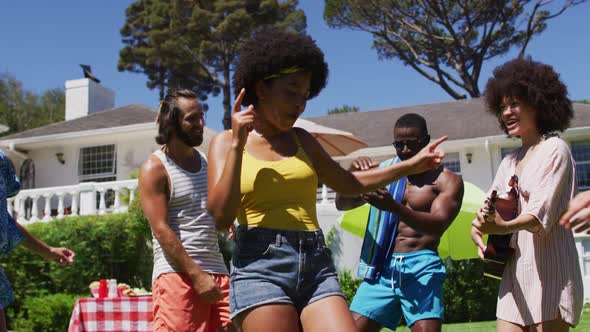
151,149,228,282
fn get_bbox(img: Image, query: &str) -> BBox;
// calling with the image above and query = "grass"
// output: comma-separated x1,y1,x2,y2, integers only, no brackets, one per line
383,311,590,331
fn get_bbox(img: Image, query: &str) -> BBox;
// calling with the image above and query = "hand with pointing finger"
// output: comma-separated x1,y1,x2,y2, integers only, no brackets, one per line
231,88,256,150
406,136,448,174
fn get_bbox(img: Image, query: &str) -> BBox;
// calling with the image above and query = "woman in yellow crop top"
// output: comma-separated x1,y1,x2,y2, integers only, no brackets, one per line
207,28,447,332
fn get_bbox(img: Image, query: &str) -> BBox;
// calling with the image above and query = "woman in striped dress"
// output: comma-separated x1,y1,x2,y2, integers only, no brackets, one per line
470,58,583,331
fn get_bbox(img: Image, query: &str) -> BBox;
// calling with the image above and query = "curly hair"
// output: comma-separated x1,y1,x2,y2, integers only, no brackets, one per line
233,28,329,106
155,89,197,145
484,57,573,134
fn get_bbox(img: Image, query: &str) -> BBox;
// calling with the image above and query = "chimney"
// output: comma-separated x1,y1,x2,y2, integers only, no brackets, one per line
65,78,115,121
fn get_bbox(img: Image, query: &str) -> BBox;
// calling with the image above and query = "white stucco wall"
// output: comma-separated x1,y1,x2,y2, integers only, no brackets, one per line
65,79,115,121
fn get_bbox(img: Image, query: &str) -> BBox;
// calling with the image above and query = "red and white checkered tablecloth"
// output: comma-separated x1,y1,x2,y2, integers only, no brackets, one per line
68,297,153,332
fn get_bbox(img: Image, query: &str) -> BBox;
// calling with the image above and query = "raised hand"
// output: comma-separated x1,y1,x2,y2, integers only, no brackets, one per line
231,88,256,150
349,156,378,172
559,191,590,233
472,207,509,235
407,136,447,174
361,188,395,211
191,272,223,303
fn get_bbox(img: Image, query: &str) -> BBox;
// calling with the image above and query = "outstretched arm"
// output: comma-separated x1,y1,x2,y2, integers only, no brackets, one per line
15,221,75,266
296,128,447,196
335,157,377,211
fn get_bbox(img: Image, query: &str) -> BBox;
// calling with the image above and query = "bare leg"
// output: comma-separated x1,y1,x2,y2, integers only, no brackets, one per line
351,311,382,332
530,318,570,332
300,295,357,332
0,309,7,332
497,319,526,332
238,304,300,332
411,319,441,332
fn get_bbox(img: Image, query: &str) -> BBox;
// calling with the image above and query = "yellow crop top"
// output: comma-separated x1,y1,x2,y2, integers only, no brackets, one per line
238,132,319,231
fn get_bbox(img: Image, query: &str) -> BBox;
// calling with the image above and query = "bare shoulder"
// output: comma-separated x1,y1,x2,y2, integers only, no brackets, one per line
292,127,323,154
209,130,233,154
438,167,464,194
212,130,233,144
293,127,315,145
139,154,167,184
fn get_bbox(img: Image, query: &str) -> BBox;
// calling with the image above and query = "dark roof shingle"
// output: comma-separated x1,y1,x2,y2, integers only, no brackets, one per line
308,99,590,147
1,104,157,140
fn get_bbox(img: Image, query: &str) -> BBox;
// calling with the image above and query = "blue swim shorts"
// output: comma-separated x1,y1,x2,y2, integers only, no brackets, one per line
350,249,446,330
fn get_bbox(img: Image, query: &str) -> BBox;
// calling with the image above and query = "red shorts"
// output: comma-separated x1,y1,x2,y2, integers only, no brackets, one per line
153,272,231,332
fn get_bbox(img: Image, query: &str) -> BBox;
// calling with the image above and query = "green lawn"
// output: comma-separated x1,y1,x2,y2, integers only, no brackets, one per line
384,311,590,331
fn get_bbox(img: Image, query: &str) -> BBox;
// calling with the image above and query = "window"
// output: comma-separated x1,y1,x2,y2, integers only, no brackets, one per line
78,145,117,181
572,142,590,192
78,144,117,208
442,152,461,175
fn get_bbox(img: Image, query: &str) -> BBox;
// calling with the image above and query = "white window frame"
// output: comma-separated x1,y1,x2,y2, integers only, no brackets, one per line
78,144,117,182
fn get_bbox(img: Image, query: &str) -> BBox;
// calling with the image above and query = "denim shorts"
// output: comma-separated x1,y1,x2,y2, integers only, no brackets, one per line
350,250,446,330
229,226,343,319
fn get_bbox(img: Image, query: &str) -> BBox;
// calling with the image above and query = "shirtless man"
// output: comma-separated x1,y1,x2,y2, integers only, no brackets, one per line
336,113,464,332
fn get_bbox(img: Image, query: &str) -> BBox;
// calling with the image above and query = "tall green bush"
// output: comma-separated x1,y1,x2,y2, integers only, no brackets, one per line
442,258,500,323
10,294,80,332
0,198,152,319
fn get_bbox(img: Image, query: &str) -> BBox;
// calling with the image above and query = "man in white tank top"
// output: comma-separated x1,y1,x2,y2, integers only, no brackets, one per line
139,89,232,332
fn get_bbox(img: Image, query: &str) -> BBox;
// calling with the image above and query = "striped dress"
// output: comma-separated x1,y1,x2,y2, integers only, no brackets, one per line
151,150,228,283
491,137,583,326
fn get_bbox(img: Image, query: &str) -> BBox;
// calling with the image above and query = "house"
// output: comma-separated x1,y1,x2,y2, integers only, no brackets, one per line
3,76,590,301
0,78,216,219
308,99,590,303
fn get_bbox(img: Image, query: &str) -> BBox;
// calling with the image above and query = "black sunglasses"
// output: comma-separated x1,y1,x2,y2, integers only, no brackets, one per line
392,135,430,151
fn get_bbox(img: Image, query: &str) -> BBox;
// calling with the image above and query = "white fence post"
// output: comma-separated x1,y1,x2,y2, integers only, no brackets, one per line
79,183,97,216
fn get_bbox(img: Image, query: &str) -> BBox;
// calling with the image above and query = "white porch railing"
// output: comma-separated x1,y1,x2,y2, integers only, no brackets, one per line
7,180,335,225
7,179,138,225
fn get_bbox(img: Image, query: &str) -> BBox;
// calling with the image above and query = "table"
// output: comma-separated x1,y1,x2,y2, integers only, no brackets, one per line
68,296,153,332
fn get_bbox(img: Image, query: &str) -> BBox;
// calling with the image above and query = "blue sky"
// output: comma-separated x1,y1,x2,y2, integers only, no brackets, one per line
1,1,589,131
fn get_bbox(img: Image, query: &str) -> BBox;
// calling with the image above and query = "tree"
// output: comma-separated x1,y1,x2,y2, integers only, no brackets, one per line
327,104,360,114
575,99,590,104
324,0,587,100
0,74,65,137
119,0,306,129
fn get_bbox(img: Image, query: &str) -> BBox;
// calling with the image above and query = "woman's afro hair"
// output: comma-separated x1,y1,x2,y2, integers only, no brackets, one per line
233,27,328,106
484,57,573,134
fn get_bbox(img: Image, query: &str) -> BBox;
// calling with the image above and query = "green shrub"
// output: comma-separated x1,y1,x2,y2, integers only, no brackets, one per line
9,294,81,332
338,270,362,304
1,198,152,324
443,258,500,323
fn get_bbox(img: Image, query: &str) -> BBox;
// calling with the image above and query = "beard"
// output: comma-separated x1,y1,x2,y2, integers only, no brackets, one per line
175,124,203,147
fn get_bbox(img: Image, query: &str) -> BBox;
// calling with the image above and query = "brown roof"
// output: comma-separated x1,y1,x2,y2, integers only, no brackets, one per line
1,104,157,140
308,99,590,147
